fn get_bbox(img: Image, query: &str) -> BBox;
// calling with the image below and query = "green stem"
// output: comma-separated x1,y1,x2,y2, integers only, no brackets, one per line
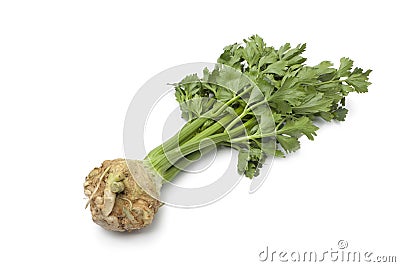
151,106,249,173
147,86,252,161
211,86,253,116
146,117,208,159
163,148,209,182
159,133,229,172
224,108,248,132
148,106,243,171
146,86,256,180
224,99,270,133
162,117,257,181
248,99,268,110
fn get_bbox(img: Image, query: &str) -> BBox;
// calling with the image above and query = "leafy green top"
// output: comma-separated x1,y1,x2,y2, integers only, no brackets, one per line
173,35,371,178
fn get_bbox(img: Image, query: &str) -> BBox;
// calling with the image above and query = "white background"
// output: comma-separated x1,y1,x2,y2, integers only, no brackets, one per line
1,0,399,266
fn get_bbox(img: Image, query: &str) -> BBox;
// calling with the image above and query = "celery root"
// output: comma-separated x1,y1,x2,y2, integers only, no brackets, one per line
83,35,371,232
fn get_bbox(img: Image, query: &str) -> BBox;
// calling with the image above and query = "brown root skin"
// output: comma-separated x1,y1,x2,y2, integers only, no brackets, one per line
84,159,162,232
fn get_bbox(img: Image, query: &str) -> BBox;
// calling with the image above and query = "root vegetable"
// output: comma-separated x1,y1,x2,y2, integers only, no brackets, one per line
84,35,371,232
84,159,162,231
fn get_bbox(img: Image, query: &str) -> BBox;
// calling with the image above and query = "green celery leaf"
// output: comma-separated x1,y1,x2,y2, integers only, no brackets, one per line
276,135,300,153
333,107,348,121
278,117,319,140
